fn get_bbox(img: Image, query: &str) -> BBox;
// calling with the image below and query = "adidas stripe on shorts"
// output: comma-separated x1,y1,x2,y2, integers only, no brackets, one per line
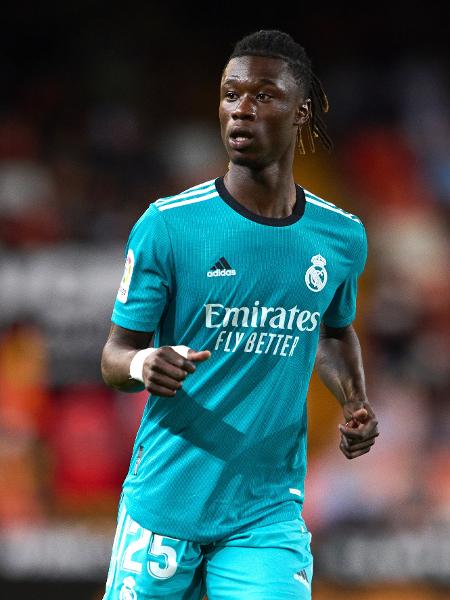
103,499,313,599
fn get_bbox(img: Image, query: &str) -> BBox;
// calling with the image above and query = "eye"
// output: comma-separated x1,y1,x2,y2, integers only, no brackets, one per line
256,92,271,102
224,91,238,101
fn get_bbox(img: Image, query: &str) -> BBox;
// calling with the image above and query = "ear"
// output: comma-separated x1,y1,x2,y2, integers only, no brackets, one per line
294,98,311,126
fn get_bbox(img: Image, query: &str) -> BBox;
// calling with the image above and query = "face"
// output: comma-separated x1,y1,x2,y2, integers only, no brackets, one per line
219,55,310,169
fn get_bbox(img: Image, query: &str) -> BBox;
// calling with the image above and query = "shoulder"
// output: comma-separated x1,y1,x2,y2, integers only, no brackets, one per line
152,179,219,216
130,179,218,233
127,179,219,246
302,188,367,267
303,188,364,229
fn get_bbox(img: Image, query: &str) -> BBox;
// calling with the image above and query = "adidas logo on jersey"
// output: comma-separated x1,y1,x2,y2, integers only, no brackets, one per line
207,257,236,277
293,569,310,590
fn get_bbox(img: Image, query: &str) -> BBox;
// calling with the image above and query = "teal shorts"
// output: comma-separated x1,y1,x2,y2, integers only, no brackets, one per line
103,500,313,599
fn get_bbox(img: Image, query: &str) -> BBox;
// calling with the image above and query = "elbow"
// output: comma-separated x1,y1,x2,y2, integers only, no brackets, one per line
100,343,114,388
100,349,109,386
100,342,145,393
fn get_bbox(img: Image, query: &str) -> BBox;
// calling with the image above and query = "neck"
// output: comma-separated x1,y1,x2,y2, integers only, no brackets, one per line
224,161,297,219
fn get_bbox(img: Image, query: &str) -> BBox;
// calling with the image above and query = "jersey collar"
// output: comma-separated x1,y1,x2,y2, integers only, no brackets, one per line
215,176,306,227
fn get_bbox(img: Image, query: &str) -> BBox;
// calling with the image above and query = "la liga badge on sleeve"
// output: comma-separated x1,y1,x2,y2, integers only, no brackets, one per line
117,249,135,304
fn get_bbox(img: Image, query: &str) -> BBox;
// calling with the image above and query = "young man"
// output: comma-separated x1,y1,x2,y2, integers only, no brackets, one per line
101,30,379,599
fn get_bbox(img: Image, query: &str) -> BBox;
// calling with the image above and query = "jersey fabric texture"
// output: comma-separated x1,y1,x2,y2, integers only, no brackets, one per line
103,497,313,599
111,177,367,543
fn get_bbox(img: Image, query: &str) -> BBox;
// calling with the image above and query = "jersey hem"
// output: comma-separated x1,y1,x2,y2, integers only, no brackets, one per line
322,314,355,328
111,314,158,333
123,496,301,544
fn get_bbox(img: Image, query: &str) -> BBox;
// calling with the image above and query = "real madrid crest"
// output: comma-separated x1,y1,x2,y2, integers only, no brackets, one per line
305,254,327,292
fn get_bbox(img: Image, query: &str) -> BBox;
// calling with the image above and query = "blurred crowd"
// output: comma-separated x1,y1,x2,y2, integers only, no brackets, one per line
0,13,449,596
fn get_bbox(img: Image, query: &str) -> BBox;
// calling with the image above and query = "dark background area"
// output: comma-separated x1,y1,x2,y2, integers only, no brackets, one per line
1,4,449,599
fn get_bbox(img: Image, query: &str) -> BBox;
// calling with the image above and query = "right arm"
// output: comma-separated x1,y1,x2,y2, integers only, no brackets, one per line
101,323,210,395
103,205,209,395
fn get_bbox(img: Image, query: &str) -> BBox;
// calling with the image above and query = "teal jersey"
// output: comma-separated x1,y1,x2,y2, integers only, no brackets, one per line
111,177,367,543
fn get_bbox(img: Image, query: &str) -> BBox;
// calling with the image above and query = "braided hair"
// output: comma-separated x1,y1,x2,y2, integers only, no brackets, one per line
229,30,333,153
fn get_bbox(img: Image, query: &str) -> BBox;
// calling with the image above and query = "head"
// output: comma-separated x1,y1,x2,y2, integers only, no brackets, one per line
219,30,332,170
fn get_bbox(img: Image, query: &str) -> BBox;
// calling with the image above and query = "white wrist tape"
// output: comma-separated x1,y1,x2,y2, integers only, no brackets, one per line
129,348,155,382
129,345,191,383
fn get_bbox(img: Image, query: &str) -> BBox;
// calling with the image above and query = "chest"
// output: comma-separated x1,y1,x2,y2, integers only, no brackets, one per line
170,220,353,315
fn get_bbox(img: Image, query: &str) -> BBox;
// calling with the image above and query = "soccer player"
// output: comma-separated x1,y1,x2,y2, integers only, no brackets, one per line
101,30,379,599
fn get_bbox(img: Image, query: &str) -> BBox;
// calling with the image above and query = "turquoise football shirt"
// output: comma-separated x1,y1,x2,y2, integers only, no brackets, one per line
111,177,367,543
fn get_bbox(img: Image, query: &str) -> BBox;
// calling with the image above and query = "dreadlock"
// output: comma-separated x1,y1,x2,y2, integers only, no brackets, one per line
229,30,333,154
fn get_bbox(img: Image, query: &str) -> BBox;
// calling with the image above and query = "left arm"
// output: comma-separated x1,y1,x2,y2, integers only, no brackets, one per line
315,322,379,459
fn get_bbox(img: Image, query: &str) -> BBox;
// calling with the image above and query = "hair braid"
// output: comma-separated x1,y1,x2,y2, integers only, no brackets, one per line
229,30,333,154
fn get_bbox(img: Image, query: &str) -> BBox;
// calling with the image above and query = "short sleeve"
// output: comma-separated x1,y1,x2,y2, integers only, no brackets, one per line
322,225,367,328
112,205,174,332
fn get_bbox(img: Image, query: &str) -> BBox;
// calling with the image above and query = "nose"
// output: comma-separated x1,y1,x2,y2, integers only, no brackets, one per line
232,94,256,120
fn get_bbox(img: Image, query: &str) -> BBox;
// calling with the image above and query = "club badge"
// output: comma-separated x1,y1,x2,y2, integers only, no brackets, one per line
305,254,327,292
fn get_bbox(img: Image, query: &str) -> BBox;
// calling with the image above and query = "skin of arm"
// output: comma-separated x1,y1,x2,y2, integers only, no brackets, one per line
315,322,379,459
101,324,210,395
101,324,153,392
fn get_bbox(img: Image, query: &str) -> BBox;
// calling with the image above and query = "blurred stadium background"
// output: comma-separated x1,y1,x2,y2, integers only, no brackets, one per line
1,4,449,599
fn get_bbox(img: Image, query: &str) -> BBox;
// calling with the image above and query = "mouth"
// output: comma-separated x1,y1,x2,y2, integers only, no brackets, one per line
228,127,254,150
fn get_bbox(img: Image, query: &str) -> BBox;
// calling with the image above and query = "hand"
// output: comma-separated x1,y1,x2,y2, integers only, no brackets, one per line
339,402,379,459
143,346,211,397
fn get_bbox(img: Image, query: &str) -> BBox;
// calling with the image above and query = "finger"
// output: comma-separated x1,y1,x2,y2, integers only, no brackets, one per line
339,423,379,440
344,403,376,422
341,437,376,452
145,383,177,397
344,411,375,430
341,437,376,455
187,349,211,363
346,447,372,459
151,361,187,382
349,408,369,423
341,432,379,447
146,371,183,392
340,442,372,459
344,417,360,429
341,430,379,445
341,448,371,459
157,348,196,373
